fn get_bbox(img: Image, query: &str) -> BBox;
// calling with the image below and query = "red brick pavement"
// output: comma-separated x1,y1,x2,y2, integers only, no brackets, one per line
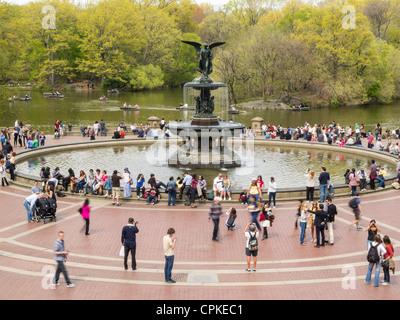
0,183,399,300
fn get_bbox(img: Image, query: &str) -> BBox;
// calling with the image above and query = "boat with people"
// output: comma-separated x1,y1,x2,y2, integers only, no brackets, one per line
44,90,63,98
100,96,107,101
290,104,310,111
19,95,31,101
120,103,139,110
107,89,119,94
227,106,239,114
176,103,195,110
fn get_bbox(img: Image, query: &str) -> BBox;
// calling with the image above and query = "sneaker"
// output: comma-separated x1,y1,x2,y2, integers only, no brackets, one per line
252,269,257,272
357,227,363,230
166,280,176,284
245,269,251,272
381,282,390,286
117,203,121,206
112,202,115,205
67,283,75,288
228,197,231,200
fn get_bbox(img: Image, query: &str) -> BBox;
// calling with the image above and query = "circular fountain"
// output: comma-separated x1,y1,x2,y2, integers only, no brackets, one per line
166,41,245,168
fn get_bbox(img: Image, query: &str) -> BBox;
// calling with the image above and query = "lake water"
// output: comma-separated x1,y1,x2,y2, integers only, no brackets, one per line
2,88,400,134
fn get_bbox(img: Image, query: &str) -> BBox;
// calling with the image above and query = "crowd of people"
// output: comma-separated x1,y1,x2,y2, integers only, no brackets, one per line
260,121,400,154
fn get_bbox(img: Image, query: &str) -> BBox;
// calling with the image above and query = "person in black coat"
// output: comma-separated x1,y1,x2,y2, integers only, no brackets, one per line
326,197,337,245
308,203,328,248
121,217,139,270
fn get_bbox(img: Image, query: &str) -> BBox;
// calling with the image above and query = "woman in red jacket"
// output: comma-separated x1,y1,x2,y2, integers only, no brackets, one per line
382,235,394,285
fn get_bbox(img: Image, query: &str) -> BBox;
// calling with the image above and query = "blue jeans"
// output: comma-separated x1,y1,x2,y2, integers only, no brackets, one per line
365,261,381,286
251,211,261,231
164,255,174,282
23,200,34,222
77,181,86,190
319,184,328,202
100,127,106,136
300,222,307,244
377,176,385,188
268,192,276,206
249,193,259,202
85,183,94,194
53,261,72,285
168,191,176,206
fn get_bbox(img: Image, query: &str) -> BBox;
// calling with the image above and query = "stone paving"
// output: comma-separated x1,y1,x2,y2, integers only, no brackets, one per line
0,181,399,300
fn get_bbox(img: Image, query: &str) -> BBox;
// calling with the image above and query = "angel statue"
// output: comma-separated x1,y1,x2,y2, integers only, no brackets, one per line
181,41,225,78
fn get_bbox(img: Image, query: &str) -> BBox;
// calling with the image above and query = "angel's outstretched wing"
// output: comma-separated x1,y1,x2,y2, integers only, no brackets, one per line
181,40,203,54
209,42,225,50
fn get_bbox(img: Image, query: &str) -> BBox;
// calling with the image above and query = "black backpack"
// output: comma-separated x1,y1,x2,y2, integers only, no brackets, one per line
349,198,358,209
367,243,380,264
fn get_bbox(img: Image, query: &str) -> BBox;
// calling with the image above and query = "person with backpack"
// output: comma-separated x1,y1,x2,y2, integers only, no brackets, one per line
365,234,386,287
243,223,260,272
348,192,363,230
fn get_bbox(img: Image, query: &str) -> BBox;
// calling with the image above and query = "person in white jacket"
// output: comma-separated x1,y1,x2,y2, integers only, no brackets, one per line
268,177,277,208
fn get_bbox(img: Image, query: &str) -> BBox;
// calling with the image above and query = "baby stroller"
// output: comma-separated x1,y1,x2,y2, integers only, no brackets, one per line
34,198,57,223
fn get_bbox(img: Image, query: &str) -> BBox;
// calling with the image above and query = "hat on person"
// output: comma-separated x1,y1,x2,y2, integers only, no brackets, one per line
124,167,129,171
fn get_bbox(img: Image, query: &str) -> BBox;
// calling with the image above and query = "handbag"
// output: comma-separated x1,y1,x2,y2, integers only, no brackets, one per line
119,246,125,257
382,258,390,268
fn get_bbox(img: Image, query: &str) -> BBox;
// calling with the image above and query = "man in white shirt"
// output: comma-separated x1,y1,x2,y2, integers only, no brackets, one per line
213,173,223,198
163,228,177,284
182,172,192,206
23,193,45,222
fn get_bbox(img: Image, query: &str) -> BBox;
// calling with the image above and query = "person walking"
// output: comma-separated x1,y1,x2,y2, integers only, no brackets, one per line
318,167,330,203
349,191,363,230
365,234,386,287
53,231,74,288
163,227,177,283
121,217,139,271
243,223,260,272
382,235,394,286
208,196,223,241
80,198,90,236
308,203,328,248
325,197,337,245
260,202,272,240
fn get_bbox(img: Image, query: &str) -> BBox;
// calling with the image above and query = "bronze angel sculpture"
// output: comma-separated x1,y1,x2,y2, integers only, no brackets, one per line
181,41,225,78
